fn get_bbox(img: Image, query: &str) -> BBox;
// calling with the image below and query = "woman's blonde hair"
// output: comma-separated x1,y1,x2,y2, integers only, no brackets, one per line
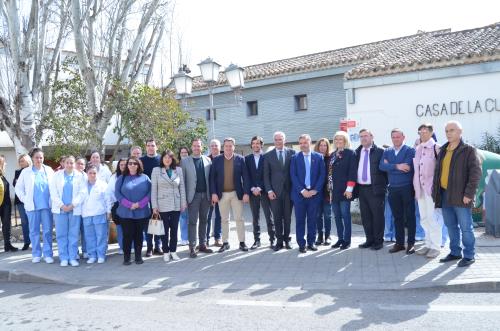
332,131,351,151
18,153,33,168
313,138,331,156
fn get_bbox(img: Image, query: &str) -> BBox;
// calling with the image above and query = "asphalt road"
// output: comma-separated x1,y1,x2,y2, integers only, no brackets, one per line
1,282,500,330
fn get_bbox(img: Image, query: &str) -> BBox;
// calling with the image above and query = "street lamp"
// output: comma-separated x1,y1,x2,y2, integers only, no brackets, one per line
172,57,245,139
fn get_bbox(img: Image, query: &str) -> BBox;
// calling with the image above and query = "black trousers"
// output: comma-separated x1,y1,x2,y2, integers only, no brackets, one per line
249,194,275,242
388,185,416,246
0,203,12,246
358,185,385,246
269,192,293,244
122,218,149,261
160,211,180,253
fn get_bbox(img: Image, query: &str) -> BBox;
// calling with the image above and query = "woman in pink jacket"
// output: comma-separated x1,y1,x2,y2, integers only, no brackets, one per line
413,124,442,258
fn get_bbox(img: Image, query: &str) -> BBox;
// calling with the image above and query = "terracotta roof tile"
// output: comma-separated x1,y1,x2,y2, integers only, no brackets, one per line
190,22,500,90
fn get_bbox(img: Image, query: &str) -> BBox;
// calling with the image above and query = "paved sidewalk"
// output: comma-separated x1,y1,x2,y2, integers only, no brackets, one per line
1,206,500,291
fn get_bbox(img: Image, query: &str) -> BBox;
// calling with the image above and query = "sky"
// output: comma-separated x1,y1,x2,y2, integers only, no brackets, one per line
172,0,500,77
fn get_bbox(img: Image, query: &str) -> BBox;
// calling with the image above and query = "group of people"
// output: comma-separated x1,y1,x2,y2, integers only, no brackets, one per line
0,120,481,268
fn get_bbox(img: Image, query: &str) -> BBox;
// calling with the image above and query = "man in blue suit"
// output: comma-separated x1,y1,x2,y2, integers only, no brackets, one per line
290,134,326,253
210,137,251,252
379,128,416,254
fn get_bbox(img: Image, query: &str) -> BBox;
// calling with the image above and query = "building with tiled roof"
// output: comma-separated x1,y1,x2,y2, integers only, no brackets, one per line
178,22,500,152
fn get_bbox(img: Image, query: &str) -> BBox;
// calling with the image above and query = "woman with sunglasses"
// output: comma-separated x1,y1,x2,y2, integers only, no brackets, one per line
115,157,151,265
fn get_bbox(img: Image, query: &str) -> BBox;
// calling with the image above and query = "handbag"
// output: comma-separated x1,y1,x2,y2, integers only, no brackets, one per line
147,214,165,236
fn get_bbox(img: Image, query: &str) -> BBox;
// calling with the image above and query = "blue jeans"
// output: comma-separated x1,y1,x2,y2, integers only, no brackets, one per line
332,200,352,244
83,214,108,259
27,209,53,258
384,195,395,240
17,204,30,245
206,203,221,241
317,200,332,238
179,210,188,242
55,211,81,261
441,190,475,259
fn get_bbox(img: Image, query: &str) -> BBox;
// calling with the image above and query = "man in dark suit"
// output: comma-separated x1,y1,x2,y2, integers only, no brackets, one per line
264,131,296,251
246,136,275,250
290,134,326,253
210,137,251,252
353,129,388,251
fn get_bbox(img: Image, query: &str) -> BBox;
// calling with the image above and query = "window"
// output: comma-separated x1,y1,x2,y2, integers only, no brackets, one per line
295,94,308,111
247,101,258,116
206,108,216,120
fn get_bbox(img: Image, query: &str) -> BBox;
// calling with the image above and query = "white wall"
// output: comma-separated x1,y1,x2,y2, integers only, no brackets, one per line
346,70,500,148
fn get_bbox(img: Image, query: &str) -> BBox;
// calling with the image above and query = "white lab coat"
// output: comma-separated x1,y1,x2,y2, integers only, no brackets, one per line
15,165,55,212
81,179,112,218
49,170,87,215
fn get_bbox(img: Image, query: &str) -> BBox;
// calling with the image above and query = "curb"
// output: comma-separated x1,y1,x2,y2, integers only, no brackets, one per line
0,269,66,285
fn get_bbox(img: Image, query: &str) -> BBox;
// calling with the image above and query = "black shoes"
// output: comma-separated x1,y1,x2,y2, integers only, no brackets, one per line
4,244,18,252
457,258,475,267
250,240,261,250
340,243,350,250
358,242,373,249
324,237,332,245
439,254,462,263
22,244,30,251
135,259,144,265
299,247,307,253
189,247,198,258
406,244,415,255
307,245,318,251
153,248,163,256
285,241,293,250
331,240,343,249
315,233,324,246
269,240,276,250
239,242,249,252
218,243,230,253
274,243,283,252
370,243,384,251
123,259,132,265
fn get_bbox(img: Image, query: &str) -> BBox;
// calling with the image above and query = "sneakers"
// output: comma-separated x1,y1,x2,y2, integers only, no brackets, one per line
97,258,105,264
426,249,440,258
170,252,180,261
87,258,97,264
83,253,89,259
416,247,430,255
32,257,41,263
163,253,171,262
69,260,79,267
60,260,68,267
44,257,54,264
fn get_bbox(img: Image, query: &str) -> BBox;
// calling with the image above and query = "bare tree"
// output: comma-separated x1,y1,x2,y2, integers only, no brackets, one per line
70,0,171,153
0,0,68,154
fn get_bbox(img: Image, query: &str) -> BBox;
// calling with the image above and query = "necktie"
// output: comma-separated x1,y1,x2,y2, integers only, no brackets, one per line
304,154,311,188
362,149,369,182
278,150,284,165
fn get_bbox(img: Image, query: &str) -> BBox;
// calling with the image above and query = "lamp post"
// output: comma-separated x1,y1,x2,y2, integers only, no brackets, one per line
172,57,245,139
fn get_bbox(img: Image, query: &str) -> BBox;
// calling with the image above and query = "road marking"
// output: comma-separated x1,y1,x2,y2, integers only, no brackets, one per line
217,299,312,308
66,293,156,302
377,304,500,312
